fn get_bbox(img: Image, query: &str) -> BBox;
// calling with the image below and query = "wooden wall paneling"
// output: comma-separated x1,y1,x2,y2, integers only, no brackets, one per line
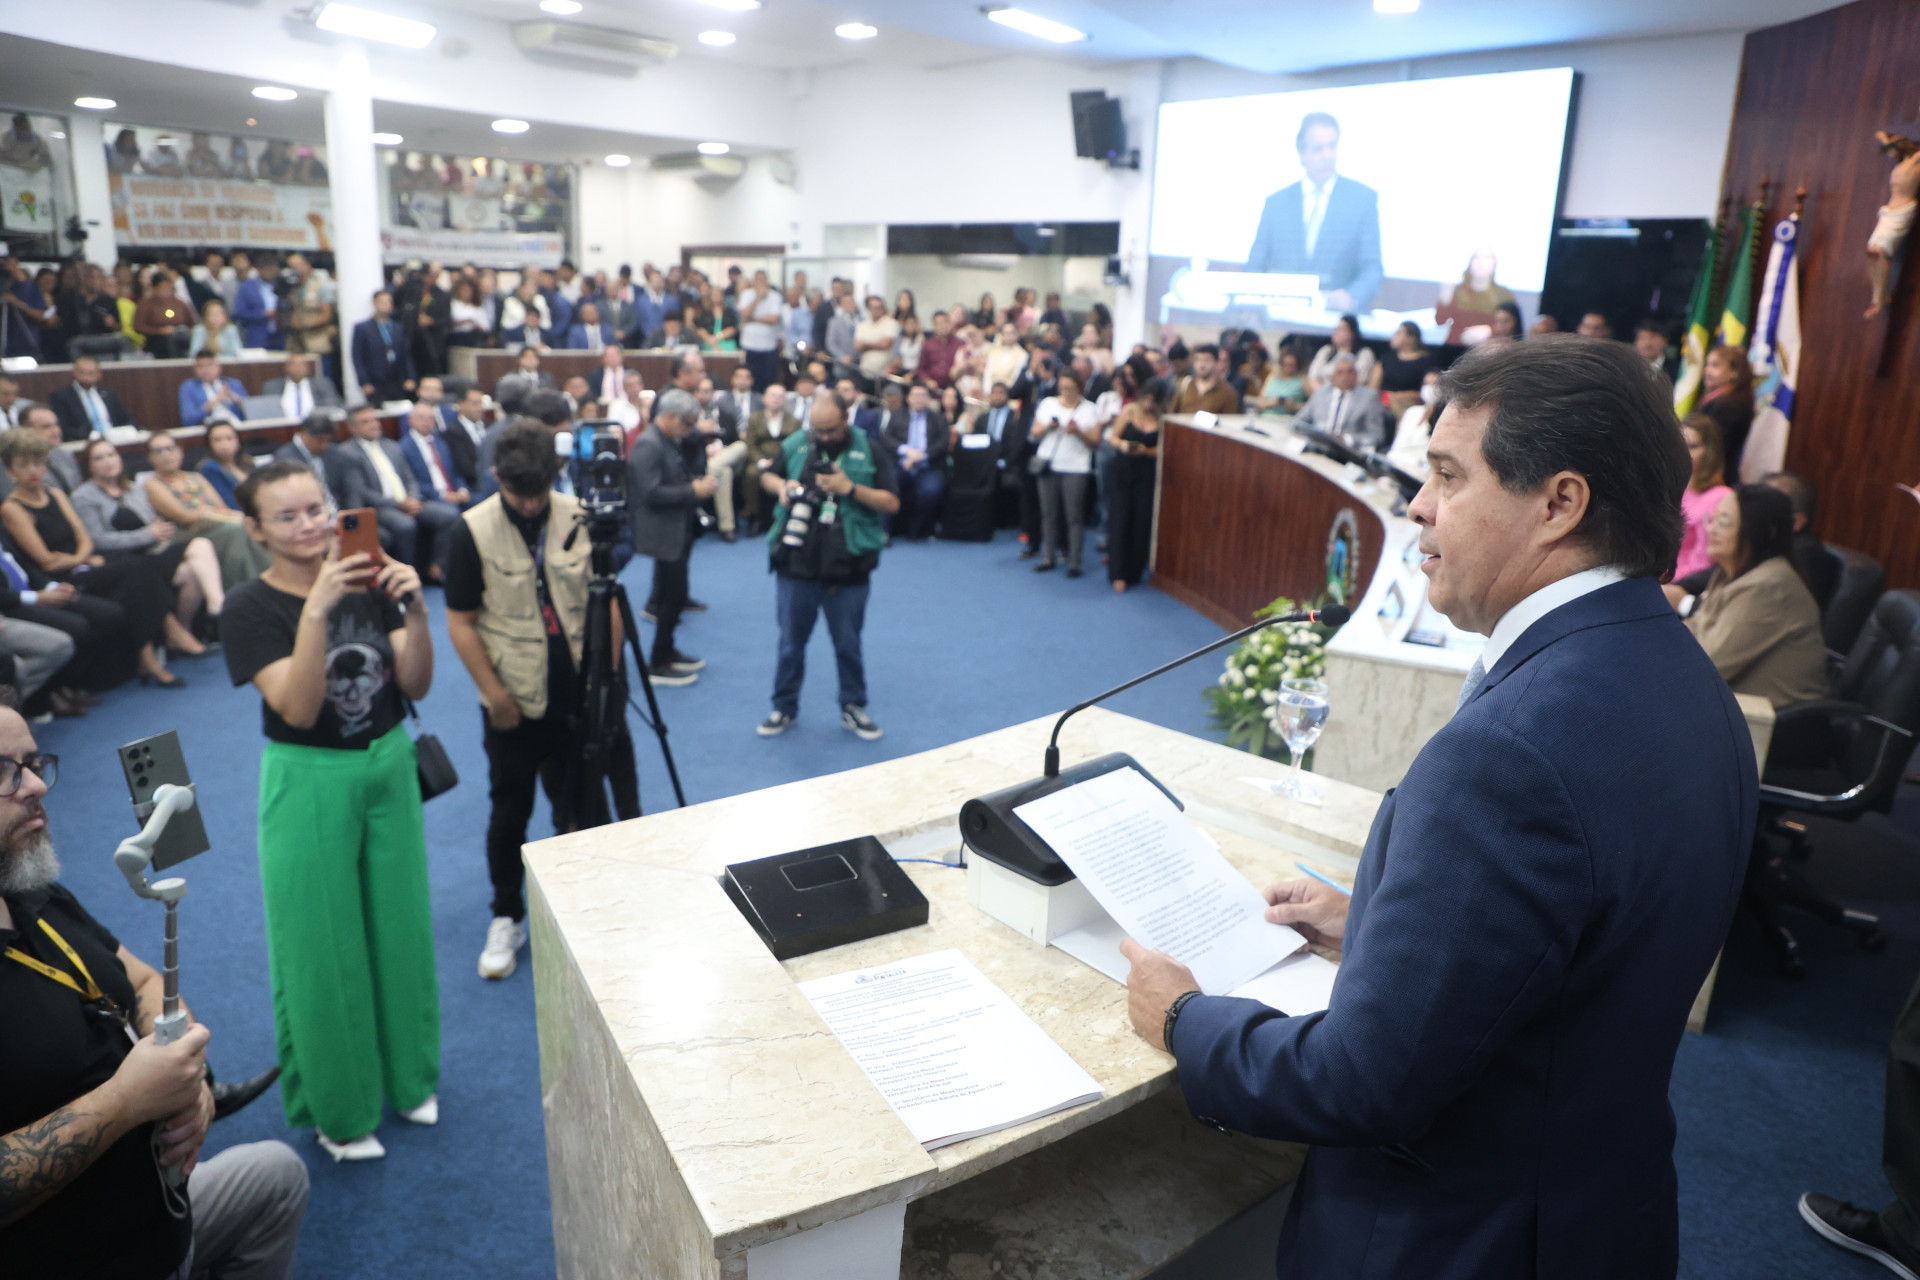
12,357,289,436
1723,0,1920,585
464,350,742,396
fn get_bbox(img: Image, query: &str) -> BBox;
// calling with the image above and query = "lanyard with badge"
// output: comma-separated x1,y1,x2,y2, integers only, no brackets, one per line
6,917,139,1044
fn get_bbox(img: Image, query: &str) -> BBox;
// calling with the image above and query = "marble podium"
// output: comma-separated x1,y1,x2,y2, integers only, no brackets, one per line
525,709,1374,1280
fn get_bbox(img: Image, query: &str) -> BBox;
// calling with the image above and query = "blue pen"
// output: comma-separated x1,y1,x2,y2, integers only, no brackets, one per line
1295,861,1352,895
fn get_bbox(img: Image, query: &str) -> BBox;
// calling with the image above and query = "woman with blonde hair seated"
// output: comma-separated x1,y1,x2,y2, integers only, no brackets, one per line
1683,483,1827,708
139,430,271,588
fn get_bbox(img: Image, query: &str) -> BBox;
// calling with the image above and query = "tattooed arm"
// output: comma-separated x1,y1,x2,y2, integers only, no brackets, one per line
0,1022,210,1229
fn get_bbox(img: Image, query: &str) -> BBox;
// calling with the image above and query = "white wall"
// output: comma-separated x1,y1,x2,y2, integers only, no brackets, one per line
576,158,800,274
1159,32,1744,220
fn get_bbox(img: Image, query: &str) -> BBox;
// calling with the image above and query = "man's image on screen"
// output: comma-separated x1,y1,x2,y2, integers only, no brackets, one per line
1243,112,1384,312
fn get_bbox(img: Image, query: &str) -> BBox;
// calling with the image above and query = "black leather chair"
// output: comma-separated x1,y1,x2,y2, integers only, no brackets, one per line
1749,589,1920,975
1822,545,1884,656
66,334,135,361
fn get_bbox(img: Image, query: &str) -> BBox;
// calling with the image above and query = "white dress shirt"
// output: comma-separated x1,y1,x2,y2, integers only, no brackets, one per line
598,368,627,404
76,385,114,436
1478,565,1629,673
453,414,486,449
280,378,315,422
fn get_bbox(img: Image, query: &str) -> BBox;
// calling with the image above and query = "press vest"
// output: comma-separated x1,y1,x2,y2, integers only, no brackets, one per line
465,491,591,719
765,429,886,558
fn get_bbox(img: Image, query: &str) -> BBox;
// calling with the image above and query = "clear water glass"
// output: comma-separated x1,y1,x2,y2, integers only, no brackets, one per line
1273,678,1330,801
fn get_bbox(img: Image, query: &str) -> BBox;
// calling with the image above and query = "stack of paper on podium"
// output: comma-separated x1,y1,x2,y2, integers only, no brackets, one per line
799,949,1103,1149
1015,767,1341,1016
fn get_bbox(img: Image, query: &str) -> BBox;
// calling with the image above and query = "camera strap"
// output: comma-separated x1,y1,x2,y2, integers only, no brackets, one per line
530,523,561,639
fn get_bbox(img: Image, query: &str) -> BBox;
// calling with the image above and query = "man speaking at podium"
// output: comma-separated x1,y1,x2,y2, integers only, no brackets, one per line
1124,337,1753,1278
1243,112,1383,312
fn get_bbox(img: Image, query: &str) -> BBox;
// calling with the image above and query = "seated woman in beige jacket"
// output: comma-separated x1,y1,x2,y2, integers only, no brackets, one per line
1683,483,1828,708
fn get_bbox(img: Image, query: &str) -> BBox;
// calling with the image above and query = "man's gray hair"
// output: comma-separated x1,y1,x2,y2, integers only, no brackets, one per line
654,388,698,422
1330,352,1359,368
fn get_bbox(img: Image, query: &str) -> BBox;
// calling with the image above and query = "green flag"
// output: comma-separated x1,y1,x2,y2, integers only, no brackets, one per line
1715,201,1763,350
1673,217,1722,415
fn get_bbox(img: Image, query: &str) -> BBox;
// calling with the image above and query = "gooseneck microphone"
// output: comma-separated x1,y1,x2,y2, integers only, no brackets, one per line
1041,604,1351,778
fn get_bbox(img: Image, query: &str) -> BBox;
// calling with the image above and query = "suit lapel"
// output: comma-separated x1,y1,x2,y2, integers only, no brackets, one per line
1466,577,1673,710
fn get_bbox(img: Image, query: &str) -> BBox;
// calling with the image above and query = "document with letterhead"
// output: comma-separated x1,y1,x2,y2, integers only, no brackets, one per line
798,949,1102,1149
1015,767,1307,995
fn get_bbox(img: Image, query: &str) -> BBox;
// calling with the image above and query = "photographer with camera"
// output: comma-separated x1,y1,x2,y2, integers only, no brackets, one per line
629,390,716,687
755,392,899,740
0,693,309,1278
443,420,594,981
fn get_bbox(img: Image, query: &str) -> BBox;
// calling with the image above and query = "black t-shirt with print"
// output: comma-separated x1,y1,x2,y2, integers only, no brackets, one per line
0,884,194,1279
221,577,406,749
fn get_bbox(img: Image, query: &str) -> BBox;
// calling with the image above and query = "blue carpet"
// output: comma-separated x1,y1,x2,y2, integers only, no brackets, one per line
33,530,1915,1278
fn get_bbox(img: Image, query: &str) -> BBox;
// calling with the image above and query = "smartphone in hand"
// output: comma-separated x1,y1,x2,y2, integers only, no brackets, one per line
335,508,382,582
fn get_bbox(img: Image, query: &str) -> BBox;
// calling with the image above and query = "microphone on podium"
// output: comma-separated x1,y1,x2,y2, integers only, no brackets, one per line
961,604,1352,885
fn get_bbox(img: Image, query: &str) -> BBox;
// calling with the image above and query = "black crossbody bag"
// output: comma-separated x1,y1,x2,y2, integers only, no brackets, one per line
401,694,458,801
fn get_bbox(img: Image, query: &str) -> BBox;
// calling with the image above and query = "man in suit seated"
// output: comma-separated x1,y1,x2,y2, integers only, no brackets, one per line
1294,353,1391,451
1244,111,1383,313
705,365,756,542
272,411,342,508
1763,470,1841,612
494,347,555,408
1123,335,1751,1280
882,382,950,541
643,313,699,350
349,289,417,405
332,404,460,578
22,406,84,494
260,351,342,422
399,402,472,512
50,356,136,441
177,351,248,428
564,301,618,351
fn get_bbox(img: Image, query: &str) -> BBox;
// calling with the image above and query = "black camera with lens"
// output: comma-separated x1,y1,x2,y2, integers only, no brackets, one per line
568,421,631,551
769,449,855,581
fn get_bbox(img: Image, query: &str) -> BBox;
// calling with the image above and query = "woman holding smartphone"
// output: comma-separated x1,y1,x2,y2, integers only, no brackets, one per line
220,460,438,1164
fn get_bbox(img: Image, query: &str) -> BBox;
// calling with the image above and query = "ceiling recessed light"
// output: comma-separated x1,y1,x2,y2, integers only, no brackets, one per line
605,153,632,167
252,86,299,102
983,7,1086,42
698,29,736,45
372,132,404,145
312,3,437,47
697,141,731,155
539,0,583,12
492,119,531,134
835,22,877,39
1372,0,1419,11
73,96,116,111
246,117,258,127
49,132,66,141
700,0,761,9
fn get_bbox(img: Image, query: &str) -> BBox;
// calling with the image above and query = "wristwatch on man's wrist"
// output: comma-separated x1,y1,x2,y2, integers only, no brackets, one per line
1163,989,1202,1052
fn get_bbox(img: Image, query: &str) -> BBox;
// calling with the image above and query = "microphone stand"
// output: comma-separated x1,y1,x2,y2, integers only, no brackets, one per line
1043,605,1350,777
964,605,1351,885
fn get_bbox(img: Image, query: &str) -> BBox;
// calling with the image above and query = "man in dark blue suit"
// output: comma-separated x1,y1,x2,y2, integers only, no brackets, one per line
349,289,416,405
398,402,472,510
1123,336,1754,1279
1244,113,1383,312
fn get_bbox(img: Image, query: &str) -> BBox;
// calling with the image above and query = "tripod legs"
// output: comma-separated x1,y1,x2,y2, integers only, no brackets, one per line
560,568,687,833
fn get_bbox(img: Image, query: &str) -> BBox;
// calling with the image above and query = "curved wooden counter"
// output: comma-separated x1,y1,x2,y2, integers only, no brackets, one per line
1153,417,1386,629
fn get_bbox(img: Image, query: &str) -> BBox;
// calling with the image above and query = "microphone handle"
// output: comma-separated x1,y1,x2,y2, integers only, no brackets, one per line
1042,607,1347,777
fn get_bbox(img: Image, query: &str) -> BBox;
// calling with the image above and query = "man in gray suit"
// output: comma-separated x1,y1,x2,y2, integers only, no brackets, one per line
1294,354,1392,451
627,388,715,686
260,352,342,421
22,408,83,494
1244,112,1383,312
330,404,461,576
272,411,342,510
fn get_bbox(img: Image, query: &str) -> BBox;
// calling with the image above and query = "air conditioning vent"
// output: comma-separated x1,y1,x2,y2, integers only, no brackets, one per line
650,152,746,179
511,21,676,70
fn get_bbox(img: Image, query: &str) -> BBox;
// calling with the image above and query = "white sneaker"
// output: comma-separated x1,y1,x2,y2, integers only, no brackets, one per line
401,1095,438,1126
479,916,527,980
317,1132,386,1162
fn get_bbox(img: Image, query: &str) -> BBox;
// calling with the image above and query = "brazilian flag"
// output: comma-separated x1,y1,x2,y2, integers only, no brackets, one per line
1715,201,1764,350
1672,217,1723,416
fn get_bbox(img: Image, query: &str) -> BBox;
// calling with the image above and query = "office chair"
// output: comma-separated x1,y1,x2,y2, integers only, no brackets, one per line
66,334,135,361
1749,589,1920,976
1822,545,1884,656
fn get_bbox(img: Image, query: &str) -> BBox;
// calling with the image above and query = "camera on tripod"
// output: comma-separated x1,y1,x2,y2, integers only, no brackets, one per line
572,420,628,515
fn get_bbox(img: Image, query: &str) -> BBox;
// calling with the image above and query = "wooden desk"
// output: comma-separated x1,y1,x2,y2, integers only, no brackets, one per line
13,355,289,436
1153,417,1385,630
87,411,403,464
448,347,740,392
526,710,1377,1280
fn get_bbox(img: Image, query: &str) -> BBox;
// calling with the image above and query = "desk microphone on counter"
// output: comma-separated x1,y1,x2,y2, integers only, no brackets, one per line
960,605,1353,885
